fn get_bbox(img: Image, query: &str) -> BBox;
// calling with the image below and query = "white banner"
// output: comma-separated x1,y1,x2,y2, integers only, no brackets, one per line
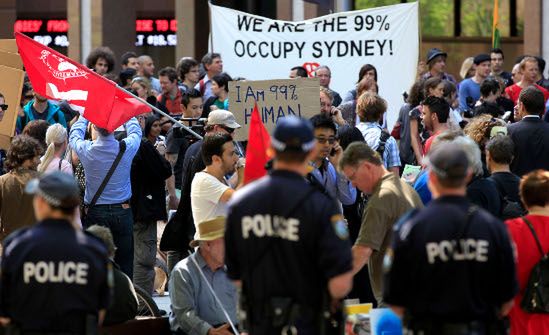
209,2,419,130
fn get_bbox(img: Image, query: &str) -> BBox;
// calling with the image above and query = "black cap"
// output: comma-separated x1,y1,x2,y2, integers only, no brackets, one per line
271,116,315,153
426,48,447,64
425,142,469,180
25,172,80,209
474,54,491,65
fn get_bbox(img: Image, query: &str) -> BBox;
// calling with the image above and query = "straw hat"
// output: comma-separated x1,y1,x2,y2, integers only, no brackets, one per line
189,216,226,248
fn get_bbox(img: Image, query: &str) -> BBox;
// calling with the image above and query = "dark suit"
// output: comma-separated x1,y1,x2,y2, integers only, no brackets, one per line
508,116,549,176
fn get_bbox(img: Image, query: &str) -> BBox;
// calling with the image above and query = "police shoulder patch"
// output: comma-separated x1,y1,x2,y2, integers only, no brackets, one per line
331,215,349,240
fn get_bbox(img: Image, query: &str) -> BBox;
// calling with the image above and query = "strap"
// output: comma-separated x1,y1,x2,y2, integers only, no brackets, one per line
522,216,546,258
88,141,127,208
377,130,390,156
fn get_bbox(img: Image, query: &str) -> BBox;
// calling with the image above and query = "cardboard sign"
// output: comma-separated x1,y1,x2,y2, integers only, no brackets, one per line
0,65,25,149
229,78,320,141
0,39,18,54
0,50,23,70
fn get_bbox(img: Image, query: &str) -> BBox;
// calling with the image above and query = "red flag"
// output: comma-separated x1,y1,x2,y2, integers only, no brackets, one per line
15,32,149,132
243,103,271,184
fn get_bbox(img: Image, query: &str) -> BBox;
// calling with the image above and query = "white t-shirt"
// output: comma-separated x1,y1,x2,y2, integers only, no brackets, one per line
190,171,230,237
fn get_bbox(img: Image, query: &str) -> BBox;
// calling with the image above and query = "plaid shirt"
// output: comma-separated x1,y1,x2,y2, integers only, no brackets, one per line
356,122,401,169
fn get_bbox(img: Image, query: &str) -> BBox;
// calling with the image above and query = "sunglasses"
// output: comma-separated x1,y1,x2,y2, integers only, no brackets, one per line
316,137,336,144
220,125,235,134
0,104,8,111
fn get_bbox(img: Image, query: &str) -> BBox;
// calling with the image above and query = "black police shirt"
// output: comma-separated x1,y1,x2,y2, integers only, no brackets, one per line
0,219,111,331
225,170,352,331
383,196,518,323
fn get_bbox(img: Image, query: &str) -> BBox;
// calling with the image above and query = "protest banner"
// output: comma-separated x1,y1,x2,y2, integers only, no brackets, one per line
0,65,25,149
229,78,319,141
210,2,419,130
0,50,23,70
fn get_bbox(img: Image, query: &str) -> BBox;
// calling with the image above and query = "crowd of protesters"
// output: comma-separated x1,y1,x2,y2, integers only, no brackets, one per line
0,42,547,335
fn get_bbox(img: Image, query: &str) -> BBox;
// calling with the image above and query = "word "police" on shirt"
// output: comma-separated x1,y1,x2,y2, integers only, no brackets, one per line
23,261,89,284
242,215,300,241
426,239,489,264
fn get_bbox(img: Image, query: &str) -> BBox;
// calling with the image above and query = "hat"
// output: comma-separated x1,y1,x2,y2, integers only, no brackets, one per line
189,216,226,248
271,116,315,153
426,48,447,64
425,142,469,180
25,171,80,209
207,110,241,129
474,54,491,65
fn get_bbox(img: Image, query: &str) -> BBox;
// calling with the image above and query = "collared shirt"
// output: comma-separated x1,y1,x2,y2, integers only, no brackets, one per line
522,115,540,120
169,250,237,335
195,74,213,101
309,159,356,212
356,122,401,169
69,117,142,205
150,77,161,93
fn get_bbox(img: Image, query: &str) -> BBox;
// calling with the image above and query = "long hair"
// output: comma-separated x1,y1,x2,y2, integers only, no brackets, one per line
38,124,67,173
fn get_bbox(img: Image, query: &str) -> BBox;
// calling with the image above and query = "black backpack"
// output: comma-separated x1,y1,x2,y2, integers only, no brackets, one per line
520,216,549,313
489,176,526,220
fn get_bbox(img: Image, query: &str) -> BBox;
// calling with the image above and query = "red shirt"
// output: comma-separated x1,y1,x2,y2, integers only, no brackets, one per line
505,84,549,105
505,215,549,335
157,89,183,116
423,130,440,155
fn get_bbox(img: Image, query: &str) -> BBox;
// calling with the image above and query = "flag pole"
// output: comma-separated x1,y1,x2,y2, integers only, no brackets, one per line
113,85,203,140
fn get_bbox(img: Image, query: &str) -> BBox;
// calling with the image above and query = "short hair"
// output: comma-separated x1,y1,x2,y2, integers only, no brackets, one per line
120,51,137,66
181,89,202,108
519,86,545,115
212,73,232,92
480,78,500,98
158,67,178,83
310,114,336,134
423,77,443,97
87,225,116,257
176,57,199,81
519,56,538,72
422,96,450,123
485,135,514,165
339,142,382,170
201,52,221,66
358,64,378,83
320,86,333,102
431,132,483,177
93,125,111,137
520,170,549,208
490,48,504,59
356,91,387,122
119,68,136,86
291,66,308,78
315,65,331,76
5,135,41,171
472,101,503,118
85,47,116,73
201,133,233,166
337,125,365,150
22,119,48,153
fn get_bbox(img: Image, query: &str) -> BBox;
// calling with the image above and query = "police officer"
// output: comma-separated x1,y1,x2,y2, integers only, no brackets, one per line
0,172,111,334
225,116,353,335
383,142,518,335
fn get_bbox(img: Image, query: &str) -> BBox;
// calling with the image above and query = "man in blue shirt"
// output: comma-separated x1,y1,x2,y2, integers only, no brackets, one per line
69,116,142,278
459,54,492,112
308,114,356,213
169,216,237,335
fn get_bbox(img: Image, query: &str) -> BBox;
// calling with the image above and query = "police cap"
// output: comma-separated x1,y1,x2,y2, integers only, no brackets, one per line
25,171,80,209
425,142,469,180
271,116,315,153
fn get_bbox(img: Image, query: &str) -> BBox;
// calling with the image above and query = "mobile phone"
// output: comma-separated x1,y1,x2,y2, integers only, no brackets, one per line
330,148,336,156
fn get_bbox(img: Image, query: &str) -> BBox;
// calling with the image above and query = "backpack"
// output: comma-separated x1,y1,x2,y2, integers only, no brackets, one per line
520,216,549,313
376,130,391,158
489,176,526,220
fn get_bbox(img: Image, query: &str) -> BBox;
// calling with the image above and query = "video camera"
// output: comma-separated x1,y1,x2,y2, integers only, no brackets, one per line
172,116,206,145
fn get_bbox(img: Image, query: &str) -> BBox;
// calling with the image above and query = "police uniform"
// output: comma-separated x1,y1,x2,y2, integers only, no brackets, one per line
0,172,111,334
383,144,518,334
225,117,352,335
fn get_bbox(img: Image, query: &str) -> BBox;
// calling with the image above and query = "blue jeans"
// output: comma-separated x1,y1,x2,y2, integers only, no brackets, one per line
85,204,134,279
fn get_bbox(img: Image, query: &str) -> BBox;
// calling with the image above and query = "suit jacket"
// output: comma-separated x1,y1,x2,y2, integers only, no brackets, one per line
508,116,549,176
